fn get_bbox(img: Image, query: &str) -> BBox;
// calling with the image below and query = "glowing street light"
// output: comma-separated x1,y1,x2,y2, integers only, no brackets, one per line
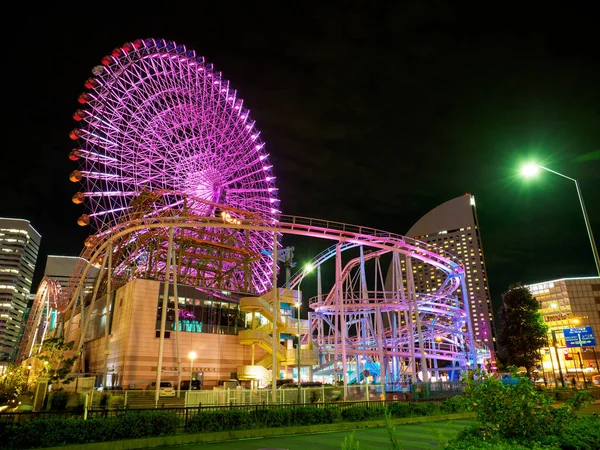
520,163,541,178
188,351,197,392
297,263,315,403
520,162,600,276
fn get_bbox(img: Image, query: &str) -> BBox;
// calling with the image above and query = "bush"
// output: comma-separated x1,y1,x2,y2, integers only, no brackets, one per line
323,406,341,423
341,406,370,422
186,409,253,432
445,368,597,450
440,395,468,414
49,389,69,410
0,411,180,449
551,414,600,450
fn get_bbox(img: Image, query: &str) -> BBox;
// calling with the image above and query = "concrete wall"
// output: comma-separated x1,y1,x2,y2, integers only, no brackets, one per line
68,278,266,389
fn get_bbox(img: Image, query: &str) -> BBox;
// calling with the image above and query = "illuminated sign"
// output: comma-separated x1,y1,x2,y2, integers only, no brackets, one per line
178,310,197,320
172,320,203,333
564,326,596,348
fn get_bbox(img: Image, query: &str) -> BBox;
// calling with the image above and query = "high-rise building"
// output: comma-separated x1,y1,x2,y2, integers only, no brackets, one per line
44,255,98,303
527,276,599,385
0,218,41,362
397,194,497,361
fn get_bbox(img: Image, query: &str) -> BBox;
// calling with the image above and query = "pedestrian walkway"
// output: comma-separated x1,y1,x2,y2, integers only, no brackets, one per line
159,418,476,450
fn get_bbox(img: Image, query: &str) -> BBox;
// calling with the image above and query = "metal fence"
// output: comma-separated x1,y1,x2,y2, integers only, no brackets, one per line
0,398,446,430
185,382,464,406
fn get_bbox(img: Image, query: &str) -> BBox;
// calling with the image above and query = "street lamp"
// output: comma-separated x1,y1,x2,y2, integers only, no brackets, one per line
188,351,197,392
296,263,315,403
520,163,600,276
26,364,32,390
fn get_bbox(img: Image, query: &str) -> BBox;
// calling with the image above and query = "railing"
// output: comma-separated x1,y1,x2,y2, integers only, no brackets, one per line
0,398,448,430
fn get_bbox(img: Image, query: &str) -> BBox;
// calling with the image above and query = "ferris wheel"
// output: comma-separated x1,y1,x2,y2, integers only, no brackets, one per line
68,38,280,292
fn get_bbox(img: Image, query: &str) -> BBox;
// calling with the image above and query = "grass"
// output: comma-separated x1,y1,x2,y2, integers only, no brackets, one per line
158,418,476,449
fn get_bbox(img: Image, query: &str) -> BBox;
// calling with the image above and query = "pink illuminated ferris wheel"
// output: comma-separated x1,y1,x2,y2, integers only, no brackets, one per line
69,39,280,292
68,37,279,229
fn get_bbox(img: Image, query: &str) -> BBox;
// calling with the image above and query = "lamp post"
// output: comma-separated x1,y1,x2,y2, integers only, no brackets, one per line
296,263,314,403
521,163,600,276
188,351,197,392
26,364,32,390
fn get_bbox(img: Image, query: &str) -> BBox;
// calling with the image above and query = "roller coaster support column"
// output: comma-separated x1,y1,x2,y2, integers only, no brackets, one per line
271,231,279,404
155,227,174,406
172,249,182,397
405,257,418,384
102,242,113,390
337,243,349,400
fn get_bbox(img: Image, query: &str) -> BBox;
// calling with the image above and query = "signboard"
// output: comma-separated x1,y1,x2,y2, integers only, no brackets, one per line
563,326,596,348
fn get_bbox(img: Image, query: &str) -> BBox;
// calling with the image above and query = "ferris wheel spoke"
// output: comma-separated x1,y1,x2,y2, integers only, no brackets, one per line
69,38,279,292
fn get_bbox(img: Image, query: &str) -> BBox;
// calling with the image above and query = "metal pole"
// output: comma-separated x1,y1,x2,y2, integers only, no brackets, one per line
540,167,600,276
551,330,565,387
189,356,194,392
337,243,349,400
102,242,113,390
548,348,558,388
271,231,279,404
155,227,174,406
591,347,600,375
173,252,182,398
297,280,302,404
576,351,587,389
574,180,600,276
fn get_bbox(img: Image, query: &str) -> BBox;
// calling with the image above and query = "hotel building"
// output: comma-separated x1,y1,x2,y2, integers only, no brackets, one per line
393,194,497,365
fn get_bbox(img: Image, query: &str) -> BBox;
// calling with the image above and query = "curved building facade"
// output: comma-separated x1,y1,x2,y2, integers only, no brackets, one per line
389,194,497,366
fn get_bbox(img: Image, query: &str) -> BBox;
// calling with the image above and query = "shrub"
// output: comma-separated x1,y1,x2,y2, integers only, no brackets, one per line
49,389,69,410
186,409,252,432
323,406,341,423
551,414,600,450
341,405,369,421
0,411,179,449
440,395,468,414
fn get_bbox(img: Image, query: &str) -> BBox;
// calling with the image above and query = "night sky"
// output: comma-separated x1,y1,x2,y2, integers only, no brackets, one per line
2,6,599,316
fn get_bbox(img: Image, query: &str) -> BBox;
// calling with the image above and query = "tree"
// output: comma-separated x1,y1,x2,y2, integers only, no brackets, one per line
0,364,27,404
34,336,77,385
497,283,549,376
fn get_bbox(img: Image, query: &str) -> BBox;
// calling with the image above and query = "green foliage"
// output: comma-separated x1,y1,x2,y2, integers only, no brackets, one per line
447,367,597,449
497,284,549,375
34,336,77,385
186,409,253,432
341,430,365,450
440,395,468,414
448,415,600,450
341,405,370,421
445,429,559,449
0,364,28,404
323,406,342,422
386,400,441,418
384,411,403,450
549,414,600,450
0,411,179,449
50,389,69,410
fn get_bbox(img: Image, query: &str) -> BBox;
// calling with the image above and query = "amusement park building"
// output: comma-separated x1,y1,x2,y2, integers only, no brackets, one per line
527,276,600,382
388,194,497,362
0,218,41,363
60,278,281,390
